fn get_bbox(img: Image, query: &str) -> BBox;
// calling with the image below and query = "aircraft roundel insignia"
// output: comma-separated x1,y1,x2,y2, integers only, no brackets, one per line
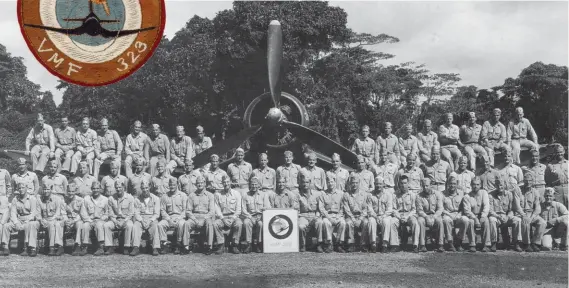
18,0,166,86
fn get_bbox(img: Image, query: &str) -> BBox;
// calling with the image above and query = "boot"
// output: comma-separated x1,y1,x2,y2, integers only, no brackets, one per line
347,244,356,253
360,244,368,253
336,243,346,253
456,244,464,252
412,245,419,253
72,244,81,256
419,245,428,253
3,245,10,256
48,247,56,256
123,247,131,255
204,246,213,255
214,244,224,255
130,247,140,256
20,246,28,257
560,244,567,251
152,248,159,256
468,246,476,253
490,243,497,252
94,246,104,256
324,242,333,253
257,243,263,253
530,243,541,253
252,242,260,253
524,243,534,252
380,244,388,253
105,246,115,255
481,246,490,252
390,246,401,253
370,242,377,253
231,244,241,254
173,246,181,255
447,241,456,252
299,244,306,252
316,244,324,253
435,245,445,253
514,243,523,252
29,247,37,257
242,243,251,254
56,246,64,256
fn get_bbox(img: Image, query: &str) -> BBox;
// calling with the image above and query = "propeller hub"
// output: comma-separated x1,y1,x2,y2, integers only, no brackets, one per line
266,107,284,126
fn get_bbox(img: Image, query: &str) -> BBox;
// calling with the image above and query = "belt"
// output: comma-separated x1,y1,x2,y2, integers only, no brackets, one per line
327,211,339,214
353,212,361,216
511,137,526,140
193,212,208,215
222,213,236,216
534,184,545,188
260,188,274,191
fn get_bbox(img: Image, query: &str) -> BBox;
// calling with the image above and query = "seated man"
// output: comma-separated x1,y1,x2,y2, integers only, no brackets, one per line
453,156,475,196
41,159,68,201
417,120,439,163
317,175,345,253
124,120,148,179
132,180,161,256
3,183,40,256
157,178,188,254
11,158,40,198
416,178,444,252
460,112,488,171
540,188,568,251
25,113,55,174
54,116,76,175
479,155,500,193
341,174,369,252
375,122,400,166
0,188,9,255
61,184,84,256
178,159,202,195
507,107,539,165
101,161,128,197
276,151,302,196
513,172,546,252
167,126,194,175
241,176,271,253
422,146,451,194
192,125,212,156
151,161,174,197
461,177,491,252
38,185,65,256
367,176,397,253
395,154,424,195
441,176,465,252
269,176,299,209
227,148,253,197
252,153,277,196
212,175,242,255
488,176,520,250
298,172,324,252
71,117,98,176
80,182,109,256
523,149,546,197
393,175,419,252
73,161,96,197
183,175,215,254
105,179,135,255
351,155,374,194
371,151,398,195
545,144,568,207
144,124,170,177
499,149,524,189
127,157,152,198
481,108,509,167
326,153,350,193
301,152,327,193
93,118,123,179
438,113,463,172
204,154,228,194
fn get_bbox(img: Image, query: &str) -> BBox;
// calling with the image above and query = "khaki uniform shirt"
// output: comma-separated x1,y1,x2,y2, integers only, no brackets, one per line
326,167,349,192
318,189,344,217
54,126,76,151
101,174,128,197
10,195,38,223
269,191,299,209
252,167,276,192
178,170,202,195
192,137,212,155
81,195,110,222
186,190,215,219
227,161,253,189
160,191,187,219
125,132,148,157
108,193,135,220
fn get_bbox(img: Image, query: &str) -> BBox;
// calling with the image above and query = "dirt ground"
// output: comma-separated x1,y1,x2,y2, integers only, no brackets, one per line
0,250,566,288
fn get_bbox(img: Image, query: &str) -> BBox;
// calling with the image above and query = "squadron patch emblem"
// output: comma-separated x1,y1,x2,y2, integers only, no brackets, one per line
18,0,166,86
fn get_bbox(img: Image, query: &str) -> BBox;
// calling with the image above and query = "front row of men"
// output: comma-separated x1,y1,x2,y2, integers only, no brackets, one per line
0,166,566,256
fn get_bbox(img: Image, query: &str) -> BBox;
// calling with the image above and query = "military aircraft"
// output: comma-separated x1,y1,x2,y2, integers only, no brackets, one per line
23,0,156,38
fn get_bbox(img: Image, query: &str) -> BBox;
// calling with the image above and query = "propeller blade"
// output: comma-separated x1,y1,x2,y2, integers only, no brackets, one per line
1,150,31,162
267,20,282,108
282,120,360,170
192,125,263,168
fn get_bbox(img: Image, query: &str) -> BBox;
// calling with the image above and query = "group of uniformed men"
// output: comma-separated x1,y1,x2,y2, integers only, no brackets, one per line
0,106,566,256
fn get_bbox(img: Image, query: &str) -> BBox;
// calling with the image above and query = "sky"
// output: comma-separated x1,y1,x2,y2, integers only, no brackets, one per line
0,1,567,105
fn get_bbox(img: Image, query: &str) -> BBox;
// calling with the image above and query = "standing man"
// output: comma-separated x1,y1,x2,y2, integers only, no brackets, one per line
0,186,9,255
178,159,202,195
523,149,547,197
241,176,271,253
124,120,148,179
11,158,39,198
54,116,76,175
415,178,445,252
127,158,151,198
41,160,68,201
460,112,487,171
276,151,302,196
375,122,400,166
0,167,11,201
513,172,546,252
367,176,397,253
227,148,253,197
80,182,109,256
540,188,568,251
168,126,194,175
417,120,439,163
93,118,123,179
395,154,424,195
479,155,501,193
351,156,374,194
372,151,399,196
453,156,476,196
341,174,369,252
105,179,135,255
144,124,170,177
157,178,187,254
72,161,96,197
422,146,451,194
192,125,213,156
131,180,161,256
317,175,345,253
212,175,242,255
71,117,98,176
101,161,128,197
37,185,65,256
393,175,419,252
301,152,327,193
252,153,277,196
545,144,568,207
507,107,539,165
351,125,376,165
25,113,55,174
499,150,524,188
326,153,349,193
62,184,84,256
440,176,466,252
297,172,324,252
438,113,463,171
150,161,174,197
398,124,420,166
182,175,215,255
3,183,40,256
481,108,509,167
204,154,228,194
488,176,520,251
461,177,491,252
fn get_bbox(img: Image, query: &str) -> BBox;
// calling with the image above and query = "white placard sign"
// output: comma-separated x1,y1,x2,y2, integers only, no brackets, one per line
263,208,298,253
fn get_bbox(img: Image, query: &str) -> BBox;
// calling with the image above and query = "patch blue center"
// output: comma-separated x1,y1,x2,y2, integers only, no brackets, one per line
55,0,126,46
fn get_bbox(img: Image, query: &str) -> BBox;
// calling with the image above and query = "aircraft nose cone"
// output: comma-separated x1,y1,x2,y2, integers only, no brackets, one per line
266,108,284,126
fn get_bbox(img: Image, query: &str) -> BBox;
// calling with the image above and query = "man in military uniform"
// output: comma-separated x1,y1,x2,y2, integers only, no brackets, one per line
523,149,547,197
127,157,151,198
25,113,55,174
393,175,419,252
375,122,400,166
104,179,135,255
351,125,376,164
157,178,187,254
72,161,96,197
80,181,109,256
212,175,242,255
242,176,271,253
453,156,475,196
398,123,420,166
540,187,568,251
507,107,539,165
167,126,194,175
499,149,524,188
441,176,465,252
514,172,546,252
276,151,302,196
11,158,39,198
317,174,345,253
298,172,324,252
3,183,40,256
438,113,463,171
395,154,424,195
124,120,148,179
144,124,170,177
367,176,398,253
0,166,11,201
416,177,445,252
488,176,520,250
461,177,491,252
38,185,65,256
227,148,253,197
545,144,568,207
460,112,488,171
342,174,369,252
54,116,76,175
93,118,123,179
101,161,128,197
204,154,228,194
178,159,202,195
481,108,509,167
131,180,161,256
422,146,451,194
370,151,398,196
41,160,68,201
269,176,299,209
252,153,276,197
151,161,174,197
192,125,213,156
351,155,374,194
479,155,501,193
61,184,84,256
326,153,349,193
301,152,327,193
71,117,98,175
418,119,439,163
182,175,215,254
0,186,9,255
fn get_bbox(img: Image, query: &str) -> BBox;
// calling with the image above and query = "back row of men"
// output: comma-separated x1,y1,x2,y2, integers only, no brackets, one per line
0,155,566,257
